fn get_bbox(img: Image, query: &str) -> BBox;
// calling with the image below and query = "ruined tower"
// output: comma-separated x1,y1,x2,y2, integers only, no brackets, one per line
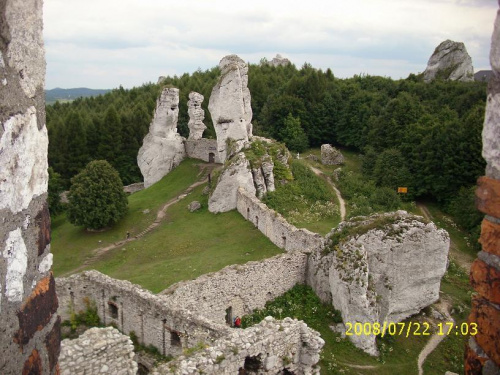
466,3,500,373
0,0,60,373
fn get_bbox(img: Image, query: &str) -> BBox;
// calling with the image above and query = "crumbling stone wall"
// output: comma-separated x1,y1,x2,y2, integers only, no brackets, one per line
236,188,326,252
56,271,230,358
152,316,323,375
0,1,60,374
59,327,137,375
185,139,220,163
160,252,308,324
466,4,500,373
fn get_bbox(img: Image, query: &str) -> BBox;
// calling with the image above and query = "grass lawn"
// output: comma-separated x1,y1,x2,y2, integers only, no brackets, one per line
52,159,209,276
84,183,282,292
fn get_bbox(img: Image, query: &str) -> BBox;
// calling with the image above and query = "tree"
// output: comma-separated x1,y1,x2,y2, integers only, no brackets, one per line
67,160,128,230
279,113,309,153
48,167,65,215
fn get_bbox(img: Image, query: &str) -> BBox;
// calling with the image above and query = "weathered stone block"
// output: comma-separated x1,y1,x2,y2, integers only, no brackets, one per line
476,176,500,218
480,218,500,257
15,274,58,348
470,259,500,304
468,296,500,365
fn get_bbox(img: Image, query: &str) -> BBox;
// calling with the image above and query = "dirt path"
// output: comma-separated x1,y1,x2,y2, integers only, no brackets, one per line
59,165,216,277
417,203,473,271
417,299,453,375
309,165,346,221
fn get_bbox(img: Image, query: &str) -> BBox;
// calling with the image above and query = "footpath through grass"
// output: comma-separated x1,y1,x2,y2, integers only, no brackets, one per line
51,159,203,276
52,158,282,291
88,183,282,292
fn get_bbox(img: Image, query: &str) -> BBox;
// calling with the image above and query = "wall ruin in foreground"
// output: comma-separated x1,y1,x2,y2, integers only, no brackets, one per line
56,271,230,358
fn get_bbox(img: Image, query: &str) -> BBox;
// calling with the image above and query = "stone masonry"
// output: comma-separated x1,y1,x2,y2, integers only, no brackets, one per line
59,327,137,375
153,317,323,375
0,1,60,374
466,4,500,373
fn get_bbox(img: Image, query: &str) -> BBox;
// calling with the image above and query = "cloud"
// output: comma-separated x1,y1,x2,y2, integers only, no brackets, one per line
43,0,497,88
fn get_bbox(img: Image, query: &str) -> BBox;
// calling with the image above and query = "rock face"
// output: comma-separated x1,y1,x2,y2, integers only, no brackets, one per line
188,201,201,212
187,91,206,140
423,40,474,83
59,327,138,375
269,54,291,67
321,144,344,165
308,211,450,355
208,55,253,161
138,88,186,188
208,153,256,213
0,1,61,374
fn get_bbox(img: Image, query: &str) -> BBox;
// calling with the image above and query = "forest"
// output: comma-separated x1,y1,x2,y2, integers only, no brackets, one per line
46,61,487,247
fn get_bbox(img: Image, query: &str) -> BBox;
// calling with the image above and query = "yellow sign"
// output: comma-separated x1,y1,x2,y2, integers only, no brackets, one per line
398,187,408,194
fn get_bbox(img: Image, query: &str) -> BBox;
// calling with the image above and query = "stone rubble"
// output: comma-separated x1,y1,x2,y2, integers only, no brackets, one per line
423,40,474,83
59,327,138,375
137,87,186,188
187,201,201,212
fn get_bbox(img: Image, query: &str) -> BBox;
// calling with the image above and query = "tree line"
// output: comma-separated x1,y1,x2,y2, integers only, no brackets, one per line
47,61,486,240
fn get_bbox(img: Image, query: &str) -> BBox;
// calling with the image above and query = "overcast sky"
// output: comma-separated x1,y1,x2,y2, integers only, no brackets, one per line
44,0,497,89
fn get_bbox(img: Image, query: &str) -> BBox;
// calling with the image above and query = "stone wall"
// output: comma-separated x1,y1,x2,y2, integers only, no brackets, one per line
152,316,323,375
466,4,500,373
236,188,326,252
56,271,230,358
0,1,60,373
160,252,308,324
185,139,220,163
59,327,137,375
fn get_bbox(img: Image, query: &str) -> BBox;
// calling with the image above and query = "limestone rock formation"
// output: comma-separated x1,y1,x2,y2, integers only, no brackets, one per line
423,40,474,83
321,144,344,165
187,91,206,140
208,55,253,161
208,153,256,213
269,54,291,67
309,211,449,355
137,88,186,188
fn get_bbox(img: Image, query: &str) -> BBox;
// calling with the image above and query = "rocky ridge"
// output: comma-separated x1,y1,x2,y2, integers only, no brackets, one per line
423,40,474,83
187,91,206,140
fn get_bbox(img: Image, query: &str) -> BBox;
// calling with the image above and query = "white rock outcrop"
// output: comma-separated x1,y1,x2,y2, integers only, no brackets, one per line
321,144,344,165
208,153,256,213
269,54,291,67
310,211,450,355
137,88,186,188
208,55,253,161
423,40,474,83
187,91,206,140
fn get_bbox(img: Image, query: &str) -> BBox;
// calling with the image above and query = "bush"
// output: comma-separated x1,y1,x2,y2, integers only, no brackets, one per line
67,160,128,230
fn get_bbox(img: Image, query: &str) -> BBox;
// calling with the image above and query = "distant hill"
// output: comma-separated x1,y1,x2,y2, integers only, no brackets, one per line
45,87,110,105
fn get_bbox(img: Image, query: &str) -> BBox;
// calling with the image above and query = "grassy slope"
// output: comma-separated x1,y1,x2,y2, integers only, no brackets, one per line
88,183,282,292
51,158,282,292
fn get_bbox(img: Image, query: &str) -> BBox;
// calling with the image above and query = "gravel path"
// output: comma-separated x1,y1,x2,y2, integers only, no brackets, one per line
309,165,346,221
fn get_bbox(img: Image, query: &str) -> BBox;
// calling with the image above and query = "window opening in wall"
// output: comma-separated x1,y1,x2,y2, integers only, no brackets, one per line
225,306,233,326
243,355,262,372
108,301,119,319
282,236,287,248
255,216,259,227
209,152,215,163
170,331,181,347
247,207,250,219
